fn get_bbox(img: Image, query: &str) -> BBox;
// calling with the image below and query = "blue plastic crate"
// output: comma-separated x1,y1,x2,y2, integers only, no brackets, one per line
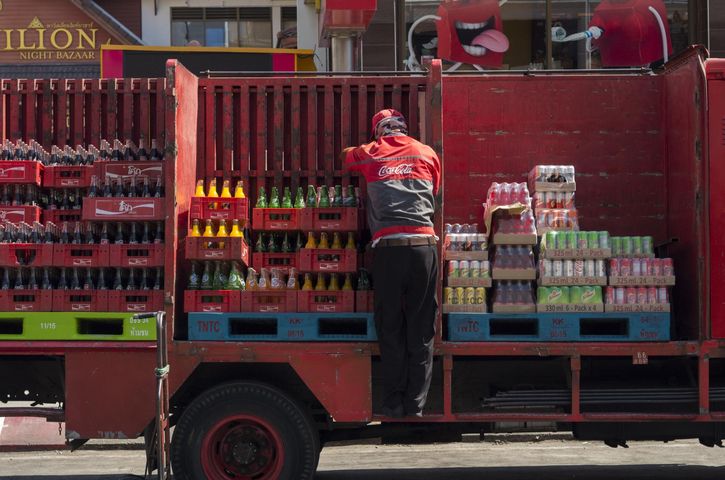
188,312,377,342
447,312,670,342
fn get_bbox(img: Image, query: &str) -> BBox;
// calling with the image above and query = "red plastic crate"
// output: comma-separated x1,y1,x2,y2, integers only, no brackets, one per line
107,290,164,313
0,290,53,312
0,161,43,184
0,244,54,267
95,161,164,183
251,252,298,273
82,197,165,221
42,165,94,188
298,249,357,273
190,197,249,222
185,237,249,264
0,205,42,223
297,290,355,313
184,290,241,313
355,290,374,312
299,207,359,231
240,290,297,313
53,244,110,267
52,290,108,312
108,244,164,267
43,209,83,224
252,208,300,230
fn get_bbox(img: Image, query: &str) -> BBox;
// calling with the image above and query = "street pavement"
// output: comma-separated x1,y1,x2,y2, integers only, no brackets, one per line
0,438,722,479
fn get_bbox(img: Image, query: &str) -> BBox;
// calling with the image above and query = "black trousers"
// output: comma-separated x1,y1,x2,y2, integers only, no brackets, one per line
373,244,438,413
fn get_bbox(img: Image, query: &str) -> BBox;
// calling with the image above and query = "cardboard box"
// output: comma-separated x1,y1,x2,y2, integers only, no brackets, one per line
492,268,537,280
536,303,604,313
532,181,576,193
447,277,493,288
540,248,612,260
492,233,538,246
444,250,489,261
492,304,536,314
443,304,487,314
540,276,607,286
608,275,676,287
605,303,671,313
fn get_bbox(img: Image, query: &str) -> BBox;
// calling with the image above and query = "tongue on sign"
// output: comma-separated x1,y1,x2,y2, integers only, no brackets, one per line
471,29,509,53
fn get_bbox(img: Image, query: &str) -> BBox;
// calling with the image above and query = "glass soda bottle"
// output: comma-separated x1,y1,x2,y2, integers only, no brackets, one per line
306,185,317,208
269,187,281,208
233,180,245,199
281,187,293,208
293,187,305,208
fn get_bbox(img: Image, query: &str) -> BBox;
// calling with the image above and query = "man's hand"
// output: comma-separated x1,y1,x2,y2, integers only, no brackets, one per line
340,146,356,166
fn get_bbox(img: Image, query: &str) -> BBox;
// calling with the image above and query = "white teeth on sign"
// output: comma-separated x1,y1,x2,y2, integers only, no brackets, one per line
455,21,488,30
463,45,487,56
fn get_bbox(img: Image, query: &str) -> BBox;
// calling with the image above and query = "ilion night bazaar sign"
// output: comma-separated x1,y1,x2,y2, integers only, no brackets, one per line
0,16,111,61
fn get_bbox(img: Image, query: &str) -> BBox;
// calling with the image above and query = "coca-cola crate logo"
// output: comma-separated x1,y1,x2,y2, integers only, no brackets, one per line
14,304,35,311
127,258,150,266
0,209,25,221
126,303,149,312
71,303,92,311
104,163,163,179
95,200,157,217
0,165,28,179
203,250,225,259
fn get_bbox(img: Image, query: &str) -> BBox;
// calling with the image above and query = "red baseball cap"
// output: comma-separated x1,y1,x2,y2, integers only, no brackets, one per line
371,108,406,134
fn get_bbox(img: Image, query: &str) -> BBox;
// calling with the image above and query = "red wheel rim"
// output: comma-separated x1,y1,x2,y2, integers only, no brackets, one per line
201,414,285,479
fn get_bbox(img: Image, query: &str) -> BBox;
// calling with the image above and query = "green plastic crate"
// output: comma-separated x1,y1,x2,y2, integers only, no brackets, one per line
0,312,156,341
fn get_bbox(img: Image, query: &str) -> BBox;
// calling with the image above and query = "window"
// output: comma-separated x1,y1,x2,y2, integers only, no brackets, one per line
278,6,298,49
171,7,272,48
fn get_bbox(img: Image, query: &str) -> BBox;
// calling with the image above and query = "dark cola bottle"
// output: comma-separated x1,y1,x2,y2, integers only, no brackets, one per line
126,269,136,291
1,268,9,290
137,138,148,161
141,222,150,244
153,267,162,290
13,269,24,290
139,268,149,290
128,176,137,198
99,223,110,245
112,268,123,290
83,268,93,290
114,177,124,197
103,175,113,198
154,178,163,198
114,223,125,244
28,267,39,290
142,177,151,198
84,223,95,244
150,139,162,161
154,222,164,244
97,268,108,290
58,268,69,290
70,267,81,290
41,268,52,289
129,223,139,245
71,222,82,244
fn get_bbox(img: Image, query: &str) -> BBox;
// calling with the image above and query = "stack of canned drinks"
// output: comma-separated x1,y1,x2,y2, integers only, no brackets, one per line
529,165,576,186
443,285,487,309
542,230,610,251
444,223,487,252
448,260,491,279
528,165,578,233
443,223,490,313
540,259,607,279
610,236,655,257
537,286,604,306
605,286,669,306
609,258,674,277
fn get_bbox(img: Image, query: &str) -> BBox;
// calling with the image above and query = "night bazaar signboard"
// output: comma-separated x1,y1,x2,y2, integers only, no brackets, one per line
0,0,116,63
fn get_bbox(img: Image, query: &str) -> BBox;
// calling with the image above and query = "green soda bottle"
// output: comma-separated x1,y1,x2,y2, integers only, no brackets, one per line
282,187,293,208
295,231,305,251
306,185,317,208
344,185,356,207
226,262,245,290
256,187,268,208
281,232,292,253
200,261,213,290
333,185,343,207
294,187,306,208
212,261,228,290
269,187,281,208
188,262,200,289
267,233,279,253
318,186,330,207
254,233,266,253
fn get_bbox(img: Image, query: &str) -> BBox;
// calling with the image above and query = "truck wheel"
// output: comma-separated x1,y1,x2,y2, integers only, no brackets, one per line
171,382,318,480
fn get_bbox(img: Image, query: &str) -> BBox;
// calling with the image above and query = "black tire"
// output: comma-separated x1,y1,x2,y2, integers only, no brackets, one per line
171,381,318,480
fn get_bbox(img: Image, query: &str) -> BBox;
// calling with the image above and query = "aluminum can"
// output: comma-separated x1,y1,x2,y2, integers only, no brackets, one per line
622,236,633,256
647,287,658,304
470,260,481,278
632,258,642,277
541,259,553,277
459,260,470,278
534,192,545,209
563,192,575,209
599,231,610,249
566,231,577,250
570,286,582,304
553,260,563,277
573,260,585,277
454,287,464,305
605,287,615,305
564,260,575,277
657,287,668,304
465,287,476,305
632,236,643,256
443,287,454,305
584,259,596,277
477,234,488,251
537,286,549,304
662,258,674,276
481,261,490,278
611,236,622,256
609,258,620,276
651,258,663,276
577,232,588,249
588,231,599,249
619,258,632,276
637,287,648,304
625,287,637,304
615,287,625,305
595,260,606,278
557,231,569,250
475,287,486,305
448,260,459,278
547,192,557,208
642,236,653,255
640,258,651,277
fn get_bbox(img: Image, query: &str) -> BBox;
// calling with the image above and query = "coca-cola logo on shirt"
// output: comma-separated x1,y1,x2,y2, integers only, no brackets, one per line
378,163,414,177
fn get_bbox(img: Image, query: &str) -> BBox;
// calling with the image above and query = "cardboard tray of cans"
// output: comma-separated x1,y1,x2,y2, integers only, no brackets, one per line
608,275,676,286
605,303,671,313
299,207,358,231
540,248,612,260
442,304,487,314
185,236,250,265
492,268,537,281
492,233,538,246
444,250,488,261
492,304,536,314
0,205,42,224
252,208,300,231
43,165,94,188
447,277,492,288
82,197,165,221
540,276,608,286
0,160,43,185
537,303,604,313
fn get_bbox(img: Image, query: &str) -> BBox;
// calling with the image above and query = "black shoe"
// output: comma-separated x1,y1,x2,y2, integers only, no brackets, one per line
381,405,405,418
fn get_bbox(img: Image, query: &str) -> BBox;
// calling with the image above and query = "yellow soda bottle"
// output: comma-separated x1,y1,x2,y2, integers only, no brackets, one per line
194,180,205,197
220,179,232,198
207,179,219,198
233,180,246,199
331,232,342,249
314,273,326,291
301,273,313,291
229,219,244,238
304,232,317,249
190,219,202,237
329,273,341,291
345,232,356,250
318,232,330,249
202,219,215,248
342,273,353,291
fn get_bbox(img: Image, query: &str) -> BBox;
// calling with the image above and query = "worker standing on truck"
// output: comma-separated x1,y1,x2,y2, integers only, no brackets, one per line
343,109,441,418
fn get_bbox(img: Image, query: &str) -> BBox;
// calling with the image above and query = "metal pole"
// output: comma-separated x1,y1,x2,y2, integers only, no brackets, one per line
395,0,406,71
545,0,553,69
331,35,356,71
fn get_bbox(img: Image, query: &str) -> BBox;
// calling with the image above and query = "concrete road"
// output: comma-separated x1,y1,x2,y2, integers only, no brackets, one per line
0,438,723,479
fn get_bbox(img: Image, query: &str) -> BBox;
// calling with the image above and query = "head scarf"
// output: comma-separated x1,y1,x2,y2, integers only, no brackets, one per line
371,108,408,140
